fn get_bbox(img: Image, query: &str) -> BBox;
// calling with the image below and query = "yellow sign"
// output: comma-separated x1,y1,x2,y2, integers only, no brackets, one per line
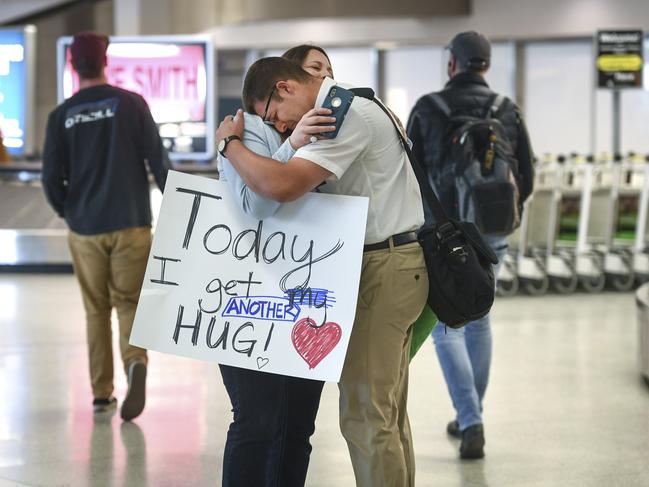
597,54,644,72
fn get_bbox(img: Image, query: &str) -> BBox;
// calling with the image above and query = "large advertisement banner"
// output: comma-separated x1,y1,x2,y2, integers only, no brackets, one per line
130,171,369,382
62,43,207,124
58,37,214,160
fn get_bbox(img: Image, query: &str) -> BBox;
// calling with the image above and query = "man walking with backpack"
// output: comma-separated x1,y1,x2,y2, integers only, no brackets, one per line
407,31,534,459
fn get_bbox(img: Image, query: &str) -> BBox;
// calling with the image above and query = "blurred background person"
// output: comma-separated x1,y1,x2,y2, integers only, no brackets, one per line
407,31,533,460
41,31,171,422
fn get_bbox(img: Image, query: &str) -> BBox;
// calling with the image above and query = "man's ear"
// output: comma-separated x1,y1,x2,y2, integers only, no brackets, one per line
276,80,295,95
448,55,458,77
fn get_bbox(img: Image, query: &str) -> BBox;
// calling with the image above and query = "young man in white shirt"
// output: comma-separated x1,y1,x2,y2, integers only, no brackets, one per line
216,56,428,487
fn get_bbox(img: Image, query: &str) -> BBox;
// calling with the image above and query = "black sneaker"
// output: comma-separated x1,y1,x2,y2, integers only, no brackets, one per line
460,424,485,459
447,420,461,439
93,396,117,414
121,361,147,421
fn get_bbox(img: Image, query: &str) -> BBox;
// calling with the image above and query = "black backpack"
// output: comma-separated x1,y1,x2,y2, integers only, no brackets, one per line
428,93,521,236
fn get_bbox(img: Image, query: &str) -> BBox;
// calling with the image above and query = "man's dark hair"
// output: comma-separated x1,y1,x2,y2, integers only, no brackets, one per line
72,60,104,79
447,31,491,74
282,44,331,66
70,32,108,80
242,57,312,114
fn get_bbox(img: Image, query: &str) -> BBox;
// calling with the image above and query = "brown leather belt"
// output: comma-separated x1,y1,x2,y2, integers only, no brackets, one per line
363,231,419,252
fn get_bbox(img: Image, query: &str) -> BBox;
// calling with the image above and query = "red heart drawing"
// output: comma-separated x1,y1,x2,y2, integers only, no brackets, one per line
291,317,342,369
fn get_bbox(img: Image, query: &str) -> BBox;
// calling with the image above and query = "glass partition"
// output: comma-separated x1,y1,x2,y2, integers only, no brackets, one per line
383,46,444,126
524,40,593,157
487,42,516,100
383,42,516,128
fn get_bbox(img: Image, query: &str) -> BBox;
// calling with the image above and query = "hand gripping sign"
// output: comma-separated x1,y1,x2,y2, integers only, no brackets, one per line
130,171,368,382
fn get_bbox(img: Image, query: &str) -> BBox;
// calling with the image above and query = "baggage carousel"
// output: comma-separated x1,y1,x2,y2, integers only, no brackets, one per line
0,161,216,272
0,163,71,272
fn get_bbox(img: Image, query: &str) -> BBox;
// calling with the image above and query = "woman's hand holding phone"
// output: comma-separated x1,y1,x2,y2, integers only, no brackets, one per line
289,108,336,149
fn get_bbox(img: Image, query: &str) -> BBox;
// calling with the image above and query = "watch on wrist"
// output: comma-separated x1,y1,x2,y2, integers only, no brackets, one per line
218,135,242,157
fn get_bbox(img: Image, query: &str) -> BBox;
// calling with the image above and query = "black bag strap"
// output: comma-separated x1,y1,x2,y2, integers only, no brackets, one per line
349,87,451,228
428,93,452,118
490,94,504,115
428,92,506,121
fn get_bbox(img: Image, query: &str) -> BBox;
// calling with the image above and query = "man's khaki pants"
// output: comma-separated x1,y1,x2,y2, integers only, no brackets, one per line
68,226,151,399
339,241,429,487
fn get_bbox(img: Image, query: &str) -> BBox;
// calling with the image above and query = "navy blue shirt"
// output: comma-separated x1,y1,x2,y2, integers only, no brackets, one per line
42,84,171,235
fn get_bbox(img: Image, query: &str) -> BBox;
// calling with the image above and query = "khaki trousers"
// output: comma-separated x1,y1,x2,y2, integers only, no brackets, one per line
339,241,428,487
68,226,151,399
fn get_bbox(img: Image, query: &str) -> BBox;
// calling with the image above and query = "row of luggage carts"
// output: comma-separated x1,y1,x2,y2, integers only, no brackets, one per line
498,152,649,296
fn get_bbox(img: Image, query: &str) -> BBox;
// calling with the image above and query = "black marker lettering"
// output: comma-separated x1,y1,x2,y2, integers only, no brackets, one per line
233,322,256,357
237,272,263,298
232,220,263,262
280,240,344,291
198,278,224,314
262,231,287,263
176,188,222,250
206,319,229,349
172,305,201,346
204,224,232,255
151,255,181,286
263,322,275,352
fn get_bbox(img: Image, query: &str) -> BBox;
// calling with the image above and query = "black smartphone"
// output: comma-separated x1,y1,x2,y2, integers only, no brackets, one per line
319,85,354,139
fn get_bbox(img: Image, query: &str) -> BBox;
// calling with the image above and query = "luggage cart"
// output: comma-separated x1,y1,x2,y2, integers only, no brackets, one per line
547,154,607,293
543,155,579,293
495,156,548,297
633,155,649,284
572,155,608,292
496,229,519,297
597,153,640,291
513,155,555,295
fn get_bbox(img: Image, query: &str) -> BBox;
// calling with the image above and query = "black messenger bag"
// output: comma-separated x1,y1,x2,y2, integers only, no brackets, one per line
350,88,499,328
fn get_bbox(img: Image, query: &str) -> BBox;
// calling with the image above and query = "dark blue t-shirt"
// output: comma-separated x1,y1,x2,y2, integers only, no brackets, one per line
42,84,171,235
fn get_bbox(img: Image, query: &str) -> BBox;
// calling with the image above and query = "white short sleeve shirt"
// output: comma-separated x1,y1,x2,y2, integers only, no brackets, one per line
295,77,424,244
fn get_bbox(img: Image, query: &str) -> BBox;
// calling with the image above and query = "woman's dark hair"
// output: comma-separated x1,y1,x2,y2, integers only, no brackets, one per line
281,44,330,66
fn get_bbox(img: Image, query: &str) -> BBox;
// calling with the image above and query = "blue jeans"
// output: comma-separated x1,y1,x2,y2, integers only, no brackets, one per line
219,365,324,487
432,236,508,431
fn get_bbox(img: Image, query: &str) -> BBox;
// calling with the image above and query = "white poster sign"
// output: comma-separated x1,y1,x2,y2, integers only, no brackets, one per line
131,171,369,382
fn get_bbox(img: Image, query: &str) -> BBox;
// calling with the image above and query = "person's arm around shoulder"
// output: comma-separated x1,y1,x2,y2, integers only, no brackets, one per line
219,113,285,219
217,109,338,202
219,108,336,216
138,95,172,191
41,109,67,217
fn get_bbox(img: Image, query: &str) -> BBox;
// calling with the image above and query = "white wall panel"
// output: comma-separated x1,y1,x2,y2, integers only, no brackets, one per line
524,41,593,157
384,46,444,126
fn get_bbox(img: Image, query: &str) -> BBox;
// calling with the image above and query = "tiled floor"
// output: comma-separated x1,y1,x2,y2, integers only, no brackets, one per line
1,274,648,486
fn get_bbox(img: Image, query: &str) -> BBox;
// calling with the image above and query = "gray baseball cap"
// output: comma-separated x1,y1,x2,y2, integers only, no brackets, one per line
446,31,491,70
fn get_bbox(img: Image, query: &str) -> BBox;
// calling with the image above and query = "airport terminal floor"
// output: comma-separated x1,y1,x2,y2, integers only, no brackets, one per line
1,274,648,487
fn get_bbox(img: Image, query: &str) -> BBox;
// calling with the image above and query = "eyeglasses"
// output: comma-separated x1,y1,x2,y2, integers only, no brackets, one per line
262,86,277,125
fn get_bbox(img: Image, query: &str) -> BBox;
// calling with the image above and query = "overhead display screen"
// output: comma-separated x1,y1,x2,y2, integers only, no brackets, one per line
0,27,35,157
58,36,214,161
